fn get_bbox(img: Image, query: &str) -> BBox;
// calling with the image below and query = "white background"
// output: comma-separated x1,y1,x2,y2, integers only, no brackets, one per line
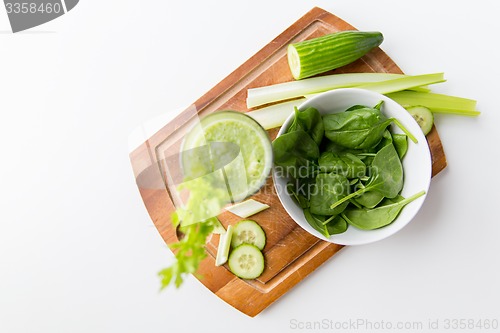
1,1,499,332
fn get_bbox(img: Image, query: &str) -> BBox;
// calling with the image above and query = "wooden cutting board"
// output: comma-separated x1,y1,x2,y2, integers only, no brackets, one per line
129,7,447,317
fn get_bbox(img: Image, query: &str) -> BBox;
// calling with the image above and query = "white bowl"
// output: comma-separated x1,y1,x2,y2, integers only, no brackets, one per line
273,88,432,245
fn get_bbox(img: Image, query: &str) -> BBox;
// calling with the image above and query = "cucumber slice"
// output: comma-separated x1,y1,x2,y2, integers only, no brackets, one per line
228,244,265,280
231,219,266,250
406,105,434,135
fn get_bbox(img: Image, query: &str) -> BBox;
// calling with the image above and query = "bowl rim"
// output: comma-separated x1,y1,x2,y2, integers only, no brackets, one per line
272,88,432,245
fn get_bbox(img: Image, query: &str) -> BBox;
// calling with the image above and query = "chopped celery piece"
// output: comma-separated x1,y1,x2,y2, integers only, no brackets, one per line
246,98,305,130
356,73,445,94
226,199,270,218
386,91,480,116
246,73,412,108
215,225,233,266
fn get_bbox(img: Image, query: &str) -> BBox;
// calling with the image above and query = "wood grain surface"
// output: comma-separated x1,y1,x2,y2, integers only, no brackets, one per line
129,7,447,317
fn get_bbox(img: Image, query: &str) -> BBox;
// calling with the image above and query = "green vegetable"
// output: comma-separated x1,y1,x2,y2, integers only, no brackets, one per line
158,216,218,289
356,73,445,95
228,244,265,280
330,143,404,209
286,182,310,209
245,85,478,131
323,101,417,149
246,73,411,108
353,190,385,209
247,98,303,129
304,209,348,237
303,209,328,236
376,129,393,150
323,104,384,149
363,143,404,199
405,105,434,135
274,102,424,237
286,107,324,145
272,130,319,166
272,130,319,171
158,167,232,289
231,219,267,250
287,31,384,80
158,152,236,289
342,191,426,230
391,133,408,159
246,73,442,109
326,215,349,235
318,152,366,179
215,225,233,266
386,91,480,116
225,199,269,218
309,173,350,216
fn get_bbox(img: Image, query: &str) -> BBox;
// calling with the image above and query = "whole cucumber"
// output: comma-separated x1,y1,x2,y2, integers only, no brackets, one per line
287,31,384,80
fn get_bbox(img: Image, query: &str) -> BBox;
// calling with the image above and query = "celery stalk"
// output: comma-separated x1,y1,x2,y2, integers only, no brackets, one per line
246,73,412,108
215,225,233,266
411,86,431,93
246,75,478,132
386,91,480,116
246,98,305,129
356,73,446,94
225,199,270,218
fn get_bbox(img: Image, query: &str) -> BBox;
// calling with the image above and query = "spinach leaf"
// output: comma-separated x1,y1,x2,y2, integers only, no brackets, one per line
287,106,324,145
392,133,408,159
286,182,309,209
354,190,385,208
345,101,383,112
318,151,366,179
325,116,394,150
323,104,385,149
303,208,330,237
325,215,348,235
366,142,404,198
346,104,371,112
310,173,350,216
321,140,376,158
342,191,425,230
323,106,382,134
303,210,348,237
324,101,417,150
272,130,319,168
376,129,393,149
330,143,403,209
